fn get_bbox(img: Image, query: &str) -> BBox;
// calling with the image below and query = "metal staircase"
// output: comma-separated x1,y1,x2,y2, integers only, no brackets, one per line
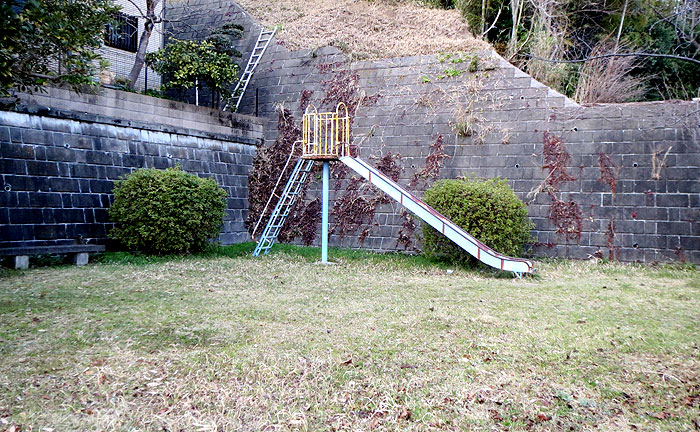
225,27,277,112
252,158,315,256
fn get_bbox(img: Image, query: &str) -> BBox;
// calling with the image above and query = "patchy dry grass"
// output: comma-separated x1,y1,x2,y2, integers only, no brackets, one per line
1,246,699,431
236,0,488,59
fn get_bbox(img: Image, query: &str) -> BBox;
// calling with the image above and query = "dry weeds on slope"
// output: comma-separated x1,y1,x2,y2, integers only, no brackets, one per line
236,0,489,59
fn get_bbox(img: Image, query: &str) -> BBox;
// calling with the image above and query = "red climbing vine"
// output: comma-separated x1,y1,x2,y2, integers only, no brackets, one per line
246,108,301,234
410,134,450,189
396,210,418,251
373,151,404,183
549,197,583,243
246,107,320,245
598,152,618,198
331,152,404,243
330,176,382,244
299,89,314,112
319,64,381,119
247,62,454,251
331,162,349,194
606,217,619,260
282,198,321,246
540,132,583,244
542,131,575,189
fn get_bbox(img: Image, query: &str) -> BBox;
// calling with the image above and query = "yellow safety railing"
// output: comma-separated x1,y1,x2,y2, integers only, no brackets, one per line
302,102,351,159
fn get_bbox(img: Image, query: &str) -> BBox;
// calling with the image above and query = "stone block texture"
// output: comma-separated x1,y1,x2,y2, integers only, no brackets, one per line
1,90,263,249
158,1,700,263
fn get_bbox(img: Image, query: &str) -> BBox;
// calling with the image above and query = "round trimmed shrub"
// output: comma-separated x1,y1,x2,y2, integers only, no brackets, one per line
422,177,533,265
109,166,227,254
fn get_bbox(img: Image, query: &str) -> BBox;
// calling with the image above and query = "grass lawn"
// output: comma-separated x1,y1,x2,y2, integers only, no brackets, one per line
1,244,698,431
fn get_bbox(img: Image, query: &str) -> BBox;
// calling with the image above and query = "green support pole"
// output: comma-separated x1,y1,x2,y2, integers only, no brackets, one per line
322,161,329,262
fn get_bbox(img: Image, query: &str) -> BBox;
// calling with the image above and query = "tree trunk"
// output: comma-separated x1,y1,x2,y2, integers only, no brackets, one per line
509,0,523,54
127,19,154,87
615,0,629,50
127,0,160,88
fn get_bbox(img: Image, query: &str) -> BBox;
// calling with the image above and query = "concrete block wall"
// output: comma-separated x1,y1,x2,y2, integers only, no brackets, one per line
167,0,699,263
1,89,263,249
17,87,261,141
243,42,699,263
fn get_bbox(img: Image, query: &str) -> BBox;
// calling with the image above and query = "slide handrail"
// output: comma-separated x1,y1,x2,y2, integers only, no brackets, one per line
251,140,301,241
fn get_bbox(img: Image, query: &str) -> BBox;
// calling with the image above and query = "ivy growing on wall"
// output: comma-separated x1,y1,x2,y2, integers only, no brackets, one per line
598,152,618,199
245,107,320,246
331,151,403,244
540,132,583,245
247,63,451,250
410,135,450,189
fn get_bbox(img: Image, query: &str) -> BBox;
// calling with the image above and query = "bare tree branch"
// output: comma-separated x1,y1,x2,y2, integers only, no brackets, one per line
528,51,700,66
650,3,700,56
124,0,145,20
481,6,503,37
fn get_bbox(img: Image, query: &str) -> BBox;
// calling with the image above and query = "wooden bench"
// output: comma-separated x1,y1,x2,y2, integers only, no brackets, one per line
0,245,106,269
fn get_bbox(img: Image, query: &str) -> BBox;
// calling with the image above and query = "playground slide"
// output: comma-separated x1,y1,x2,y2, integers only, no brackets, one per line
340,156,535,275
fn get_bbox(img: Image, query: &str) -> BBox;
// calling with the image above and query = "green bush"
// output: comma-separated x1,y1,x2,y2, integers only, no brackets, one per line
1,0,118,98
145,39,239,108
109,166,228,254
422,177,533,266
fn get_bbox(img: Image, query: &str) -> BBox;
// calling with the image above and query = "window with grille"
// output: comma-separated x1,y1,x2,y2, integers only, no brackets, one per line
105,12,138,52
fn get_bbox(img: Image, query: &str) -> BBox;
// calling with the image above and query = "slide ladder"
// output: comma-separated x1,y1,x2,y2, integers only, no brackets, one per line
253,158,314,256
340,156,535,276
224,27,277,112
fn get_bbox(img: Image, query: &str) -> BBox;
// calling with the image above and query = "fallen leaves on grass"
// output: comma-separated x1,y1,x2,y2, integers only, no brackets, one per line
0,256,698,430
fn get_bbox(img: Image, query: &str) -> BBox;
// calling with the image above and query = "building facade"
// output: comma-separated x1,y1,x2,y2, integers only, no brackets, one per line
100,0,164,91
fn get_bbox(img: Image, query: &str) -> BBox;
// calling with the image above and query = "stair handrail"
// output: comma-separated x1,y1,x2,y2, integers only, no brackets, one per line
251,140,301,241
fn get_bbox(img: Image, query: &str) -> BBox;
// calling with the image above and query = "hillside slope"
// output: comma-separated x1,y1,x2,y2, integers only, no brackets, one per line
236,0,488,59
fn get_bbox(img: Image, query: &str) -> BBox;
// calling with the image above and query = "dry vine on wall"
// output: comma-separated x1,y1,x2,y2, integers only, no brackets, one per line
246,59,466,251
245,107,321,245
598,152,618,199
530,133,626,259
246,62,385,247
410,135,450,189
331,152,403,244
533,132,584,246
316,62,449,250
324,54,508,251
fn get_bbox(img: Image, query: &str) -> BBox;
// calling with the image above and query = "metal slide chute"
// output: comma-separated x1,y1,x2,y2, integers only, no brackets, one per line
340,156,535,276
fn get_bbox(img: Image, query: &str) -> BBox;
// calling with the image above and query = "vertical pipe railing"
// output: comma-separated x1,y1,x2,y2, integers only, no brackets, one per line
301,103,351,158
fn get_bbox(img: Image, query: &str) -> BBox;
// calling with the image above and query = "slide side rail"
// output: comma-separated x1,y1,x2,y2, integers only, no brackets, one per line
340,156,534,275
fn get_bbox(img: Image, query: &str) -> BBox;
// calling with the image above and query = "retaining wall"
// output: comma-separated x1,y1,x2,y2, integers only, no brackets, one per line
170,1,700,263
1,88,263,249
